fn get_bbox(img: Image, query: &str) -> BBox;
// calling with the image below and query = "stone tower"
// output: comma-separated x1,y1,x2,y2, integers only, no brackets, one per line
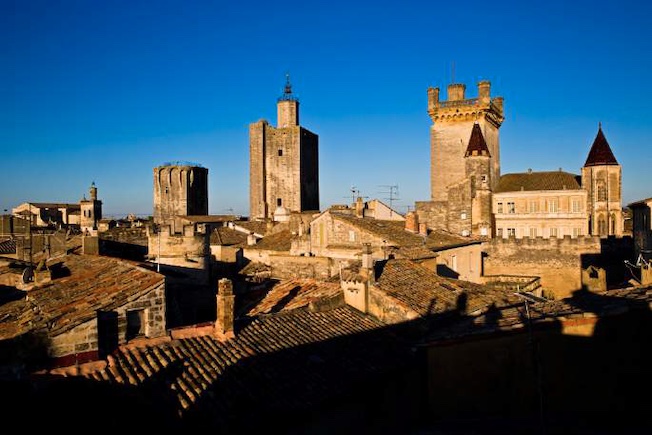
153,162,208,233
80,181,102,235
427,80,504,201
581,124,622,237
464,123,493,236
249,75,319,220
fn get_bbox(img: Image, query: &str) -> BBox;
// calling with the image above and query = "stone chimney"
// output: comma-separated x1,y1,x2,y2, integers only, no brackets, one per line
340,244,373,314
405,211,419,233
355,196,364,218
247,233,257,246
215,278,235,338
419,222,428,237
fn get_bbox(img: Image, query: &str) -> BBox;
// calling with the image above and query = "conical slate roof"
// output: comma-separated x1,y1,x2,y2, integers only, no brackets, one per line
584,125,618,166
464,123,491,157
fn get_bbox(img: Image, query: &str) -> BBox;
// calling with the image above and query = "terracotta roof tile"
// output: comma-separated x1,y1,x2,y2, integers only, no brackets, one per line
244,278,342,316
495,171,581,193
0,254,164,340
376,259,519,317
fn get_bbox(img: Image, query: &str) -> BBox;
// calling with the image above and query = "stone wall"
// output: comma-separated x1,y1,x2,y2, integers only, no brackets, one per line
49,281,166,363
483,236,602,299
153,165,208,232
415,200,447,232
268,254,331,280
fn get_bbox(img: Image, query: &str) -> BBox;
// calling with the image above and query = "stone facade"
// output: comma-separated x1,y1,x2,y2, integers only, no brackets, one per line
427,81,504,202
50,282,166,362
582,164,623,237
628,197,652,261
483,236,602,299
153,163,208,233
493,186,589,239
249,78,319,220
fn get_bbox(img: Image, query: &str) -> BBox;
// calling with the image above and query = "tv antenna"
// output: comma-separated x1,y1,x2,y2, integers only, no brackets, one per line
378,184,400,215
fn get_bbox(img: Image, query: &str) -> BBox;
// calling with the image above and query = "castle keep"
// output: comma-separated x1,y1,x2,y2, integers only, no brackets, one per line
153,163,208,233
418,79,622,239
249,76,320,220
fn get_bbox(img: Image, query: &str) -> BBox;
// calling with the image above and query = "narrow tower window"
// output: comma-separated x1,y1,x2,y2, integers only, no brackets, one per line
278,149,283,156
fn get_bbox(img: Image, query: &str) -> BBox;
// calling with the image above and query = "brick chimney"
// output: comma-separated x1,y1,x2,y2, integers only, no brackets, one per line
215,278,235,338
340,243,373,313
405,211,419,233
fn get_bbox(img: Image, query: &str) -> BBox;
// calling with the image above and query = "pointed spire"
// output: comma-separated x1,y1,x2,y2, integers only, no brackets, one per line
584,124,618,166
464,122,491,157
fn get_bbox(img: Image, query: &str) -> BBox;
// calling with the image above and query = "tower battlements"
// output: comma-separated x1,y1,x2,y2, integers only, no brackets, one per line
428,81,504,128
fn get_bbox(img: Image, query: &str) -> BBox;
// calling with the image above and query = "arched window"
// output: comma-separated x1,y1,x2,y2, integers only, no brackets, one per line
596,180,607,201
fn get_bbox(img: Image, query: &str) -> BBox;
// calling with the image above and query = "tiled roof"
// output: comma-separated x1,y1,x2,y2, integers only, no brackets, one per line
584,126,618,166
0,254,164,340
236,220,269,236
181,215,238,223
426,285,652,342
210,227,248,246
22,203,80,209
376,259,519,317
495,171,581,193
247,229,293,251
332,214,480,253
76,305,411,431
244,278,342,316
464,123,490,157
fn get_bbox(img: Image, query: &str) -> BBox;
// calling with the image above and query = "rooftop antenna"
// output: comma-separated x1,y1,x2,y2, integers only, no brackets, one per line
451,61,455,83
378,184,400,216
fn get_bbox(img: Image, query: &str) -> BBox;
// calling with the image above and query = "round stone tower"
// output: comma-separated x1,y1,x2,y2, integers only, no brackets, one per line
153,162,208,233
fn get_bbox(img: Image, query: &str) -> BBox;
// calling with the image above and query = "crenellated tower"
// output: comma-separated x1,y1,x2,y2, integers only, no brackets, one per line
427,80,504,201
153,163,208,233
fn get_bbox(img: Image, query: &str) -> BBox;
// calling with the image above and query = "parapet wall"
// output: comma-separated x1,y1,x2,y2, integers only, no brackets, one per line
484,235,602,299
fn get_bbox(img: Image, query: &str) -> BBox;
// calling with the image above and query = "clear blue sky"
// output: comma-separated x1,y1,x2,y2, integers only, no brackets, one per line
2,0,651,217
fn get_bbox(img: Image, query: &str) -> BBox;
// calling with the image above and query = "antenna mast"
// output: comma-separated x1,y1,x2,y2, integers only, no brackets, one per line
378,184,400,215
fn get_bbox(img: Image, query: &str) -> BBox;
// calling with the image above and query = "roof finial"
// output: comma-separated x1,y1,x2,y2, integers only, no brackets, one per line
451,61,455,83
598,121,602,130
284,72,292,95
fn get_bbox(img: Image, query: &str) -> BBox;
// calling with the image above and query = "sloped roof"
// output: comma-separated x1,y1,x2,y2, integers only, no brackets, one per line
584,126,618,167
0,239,16,255
246,229,293,251
0,254,164,340
376,259,519,317
210,227,248,246
464,123,491,157
76,305,412,431
331,214,480,254
244,278,342,316
495,171,581,193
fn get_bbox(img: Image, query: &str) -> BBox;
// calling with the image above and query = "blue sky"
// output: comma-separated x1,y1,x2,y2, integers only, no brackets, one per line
2,0,651,217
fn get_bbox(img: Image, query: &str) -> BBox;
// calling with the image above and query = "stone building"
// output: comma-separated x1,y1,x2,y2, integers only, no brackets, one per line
12,202,80,228
249,76,319,220
581,124,623,237
153,162,208,233
493,170,588,239
79,181,102,235
417,79,623,239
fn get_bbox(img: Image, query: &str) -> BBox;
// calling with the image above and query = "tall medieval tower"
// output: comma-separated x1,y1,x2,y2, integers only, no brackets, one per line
428,80,504,201
153,162,208,233
581,124,623,237
249,76,319,221
80,181,102,235
417,80,503,236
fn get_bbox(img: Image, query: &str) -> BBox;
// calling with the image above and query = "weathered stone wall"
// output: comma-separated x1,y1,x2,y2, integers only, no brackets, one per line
153,165,208,232
49,281,166,360
264,254,330,280
446,178,473,236
582,164,623,236
147,224,209,273
368,286,419,324
483,236,601,299
249,120,267,220
415,200,447,232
